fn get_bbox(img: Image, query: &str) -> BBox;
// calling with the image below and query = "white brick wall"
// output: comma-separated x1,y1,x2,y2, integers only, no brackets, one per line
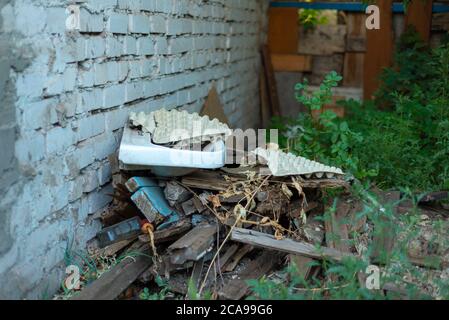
0,0,268,299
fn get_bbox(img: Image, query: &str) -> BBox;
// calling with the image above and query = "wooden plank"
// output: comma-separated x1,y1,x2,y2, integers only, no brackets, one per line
259,70,271,128
71,245,152,300
219,250,282,300
223,244,254,272
267,7,298,54
371,191,401,262
168,224,217,265
200,85,230,126
181,171,230,191
405,0,433,42
189,257,205,290
218,244,240,270
325,199,352,282
325,200,351,253
432,13,449,31
346,13,367,52
262,45,281,117
343,52,364,87
271,54,312,72
364,0,394,100
231,228,355,262
138,219,192,244
289,255,314,279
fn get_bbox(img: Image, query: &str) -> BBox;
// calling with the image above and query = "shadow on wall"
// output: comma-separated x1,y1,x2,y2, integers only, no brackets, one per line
0,0,33,297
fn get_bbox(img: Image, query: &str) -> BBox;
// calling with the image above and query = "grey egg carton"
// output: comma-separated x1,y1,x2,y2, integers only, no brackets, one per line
129,109,231,145
252,148,344,178
152,109,231,144
129,111,156,134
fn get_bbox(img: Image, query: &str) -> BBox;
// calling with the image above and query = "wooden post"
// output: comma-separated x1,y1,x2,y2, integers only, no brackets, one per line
268,7,299,54
404,0,433,42
363,0,394,101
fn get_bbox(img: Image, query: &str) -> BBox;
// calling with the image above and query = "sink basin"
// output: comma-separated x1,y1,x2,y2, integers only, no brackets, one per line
118,125,226,177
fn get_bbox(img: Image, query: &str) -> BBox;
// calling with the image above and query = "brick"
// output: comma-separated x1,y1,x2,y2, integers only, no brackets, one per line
83,169,100,193
22,98,58,130
130,15,150,34
105,37,124,57
76,89,103,114
76,114,106,142
125,81,144,102
137,37,155,55
102,84,126,108
124,36,137,55
98,162,112,186
46,126,76,155
107,13,129,34
79,9,104,33
94,61,119,85
86,38,106,59
150,15,166,33
155,37,168,54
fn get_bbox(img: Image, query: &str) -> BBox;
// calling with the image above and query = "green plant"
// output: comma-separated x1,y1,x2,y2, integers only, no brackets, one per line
140,276,170,300
273,71,367,179
272,31,449,191
248,183,449,300
298,8,328,31
257,30,449,300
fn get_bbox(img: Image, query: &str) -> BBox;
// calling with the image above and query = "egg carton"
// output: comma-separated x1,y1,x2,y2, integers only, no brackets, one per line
129,109,231,145
152,109,231,144
252,148,344,178
129,111,156,134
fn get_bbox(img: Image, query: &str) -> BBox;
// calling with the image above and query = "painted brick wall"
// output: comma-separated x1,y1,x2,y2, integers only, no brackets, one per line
0,0,268,299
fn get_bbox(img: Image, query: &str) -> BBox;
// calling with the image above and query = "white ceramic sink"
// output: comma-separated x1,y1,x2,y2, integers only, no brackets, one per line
118,125,226,176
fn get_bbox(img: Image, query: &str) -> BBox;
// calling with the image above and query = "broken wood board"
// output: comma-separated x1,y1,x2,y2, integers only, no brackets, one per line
218,244,239,270
371,191,401,263
138,219,192,244
168,224,217,265
418,191,449,204
189,257,205,292
289,255,314,280
325,199,351,253
181,171,230,191
271,54,312,72
325,199,353,282
262,45,281,117
290,211,325,280
71,245,152,300
91,239,135,259
200,85,230,126
219,250,283,300
223,244,254,272
268,7,299,54
231,228,355,263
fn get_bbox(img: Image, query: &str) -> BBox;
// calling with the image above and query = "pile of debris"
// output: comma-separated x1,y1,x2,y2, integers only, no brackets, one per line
67,108,449,300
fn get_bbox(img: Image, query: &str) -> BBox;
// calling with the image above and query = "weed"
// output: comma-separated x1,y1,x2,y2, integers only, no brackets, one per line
256,29,449,300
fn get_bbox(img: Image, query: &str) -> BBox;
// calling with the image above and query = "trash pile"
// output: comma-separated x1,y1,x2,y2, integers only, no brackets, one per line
69,108,449,301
